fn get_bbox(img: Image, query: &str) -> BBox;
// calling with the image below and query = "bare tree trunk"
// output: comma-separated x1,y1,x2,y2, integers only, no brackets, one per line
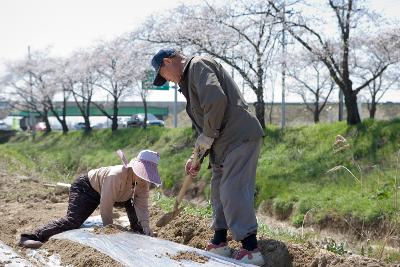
313,108,320,123
48,92,69,134
314,93,320,123
314,98,320,123
84,98,91,133
143,98,148,130
71,84,92,133
255,99,265,129
83,116,91,132
61,88,69,133
61,94,68,133
111,97,119,131
369,94,377,119
269,88,275,125
343,89,361,124
43,108,52,134
61,120,68,133
49,104,68,134
268,104,274,125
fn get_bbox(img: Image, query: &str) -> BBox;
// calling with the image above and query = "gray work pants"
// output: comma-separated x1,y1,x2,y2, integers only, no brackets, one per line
210,138,262,241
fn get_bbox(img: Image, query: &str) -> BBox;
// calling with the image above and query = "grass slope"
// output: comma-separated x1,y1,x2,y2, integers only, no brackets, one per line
1,119,399,231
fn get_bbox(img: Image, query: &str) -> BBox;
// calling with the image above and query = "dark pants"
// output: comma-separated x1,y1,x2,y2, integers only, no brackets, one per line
21,175,142,242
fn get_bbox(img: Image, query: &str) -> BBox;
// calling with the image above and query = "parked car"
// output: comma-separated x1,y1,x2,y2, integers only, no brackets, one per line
104,118,130,128
0,120,11,130
74,122,86,130
35,122,47,132
119,117,130,128
127,113,164,128
92,123,105,129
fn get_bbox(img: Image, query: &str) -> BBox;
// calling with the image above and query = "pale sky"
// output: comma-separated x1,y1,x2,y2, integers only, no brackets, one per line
0,0,399,103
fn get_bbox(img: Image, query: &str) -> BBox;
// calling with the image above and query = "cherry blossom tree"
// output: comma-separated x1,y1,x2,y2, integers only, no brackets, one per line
269,0,400,125
140,0,281,129
90,37,136,131
3,49,59,133
49,58,72,133
352,30,400,118
66,50,97,133
125,35,158,130
359,65,399,119
287,52,335,123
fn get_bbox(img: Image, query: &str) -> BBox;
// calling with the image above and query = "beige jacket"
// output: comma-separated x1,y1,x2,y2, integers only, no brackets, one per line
88,165,150,229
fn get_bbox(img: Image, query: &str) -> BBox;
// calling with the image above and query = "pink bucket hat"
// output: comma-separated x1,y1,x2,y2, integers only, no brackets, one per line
129,150,161,186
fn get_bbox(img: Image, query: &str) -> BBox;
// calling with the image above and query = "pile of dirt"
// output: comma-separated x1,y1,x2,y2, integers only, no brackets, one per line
150,206,213,249
166,251,209,264
44,239,123,267
309,250,388,267
93,224,127,235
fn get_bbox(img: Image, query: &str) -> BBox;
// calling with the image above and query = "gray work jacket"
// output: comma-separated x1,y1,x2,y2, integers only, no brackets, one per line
178,56,264,165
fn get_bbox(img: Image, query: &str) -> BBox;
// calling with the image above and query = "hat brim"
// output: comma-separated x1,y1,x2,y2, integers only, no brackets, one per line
153,73,167,86
130,159,161,186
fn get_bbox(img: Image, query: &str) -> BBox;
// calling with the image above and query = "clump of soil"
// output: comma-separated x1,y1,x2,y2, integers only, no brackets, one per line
308,250,387,267
151,206,213,249
93,224,127,235
166,251,209,264
44,239,123,267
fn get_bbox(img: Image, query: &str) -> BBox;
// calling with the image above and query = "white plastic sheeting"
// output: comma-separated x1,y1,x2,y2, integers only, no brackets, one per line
52,229,256,267
81,214,130,228
0,240,63,267
0,240,32,267
0,216,255,266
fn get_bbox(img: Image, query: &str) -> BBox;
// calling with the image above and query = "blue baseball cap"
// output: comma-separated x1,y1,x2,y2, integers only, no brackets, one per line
151,48,176,86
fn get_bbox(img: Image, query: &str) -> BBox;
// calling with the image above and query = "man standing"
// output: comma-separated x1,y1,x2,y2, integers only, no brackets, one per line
151,49,265,265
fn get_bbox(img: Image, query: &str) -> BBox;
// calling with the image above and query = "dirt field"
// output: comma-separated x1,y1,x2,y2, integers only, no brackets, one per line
0,166,397,266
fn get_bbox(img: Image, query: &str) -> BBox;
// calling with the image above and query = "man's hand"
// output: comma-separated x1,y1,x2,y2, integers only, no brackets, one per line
185,157,200,176
194,133,214,156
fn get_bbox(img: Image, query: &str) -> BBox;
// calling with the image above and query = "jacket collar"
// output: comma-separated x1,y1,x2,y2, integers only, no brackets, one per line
178,56,195,98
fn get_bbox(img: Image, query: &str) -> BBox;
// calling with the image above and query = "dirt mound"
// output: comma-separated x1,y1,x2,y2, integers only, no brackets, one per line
166,251,209,263
150,206,213,249
93,224,127,235
44,239,123,267
309,250,387,267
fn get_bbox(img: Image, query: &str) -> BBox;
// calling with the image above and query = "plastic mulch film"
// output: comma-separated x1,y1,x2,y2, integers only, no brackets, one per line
52,229,256,267
0,240,63,267
0,240,33,267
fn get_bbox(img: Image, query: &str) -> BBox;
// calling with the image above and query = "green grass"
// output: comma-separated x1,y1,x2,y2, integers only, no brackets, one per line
1,119,399,232
256,119,400,229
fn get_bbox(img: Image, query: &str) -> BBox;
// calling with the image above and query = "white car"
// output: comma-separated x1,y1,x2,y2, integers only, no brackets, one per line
127,114,165,127
119,117,130,128
0,121,11,130
74,122,86,130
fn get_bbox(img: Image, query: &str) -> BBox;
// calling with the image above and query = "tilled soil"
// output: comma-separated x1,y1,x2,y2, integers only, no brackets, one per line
0,167,396,267
166,251,209,264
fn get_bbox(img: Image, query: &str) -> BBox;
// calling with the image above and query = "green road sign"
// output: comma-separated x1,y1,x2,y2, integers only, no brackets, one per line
142,70,170,90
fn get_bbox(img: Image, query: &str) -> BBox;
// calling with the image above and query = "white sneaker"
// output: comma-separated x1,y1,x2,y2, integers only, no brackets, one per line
233,247,265,266
205,242,232,258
